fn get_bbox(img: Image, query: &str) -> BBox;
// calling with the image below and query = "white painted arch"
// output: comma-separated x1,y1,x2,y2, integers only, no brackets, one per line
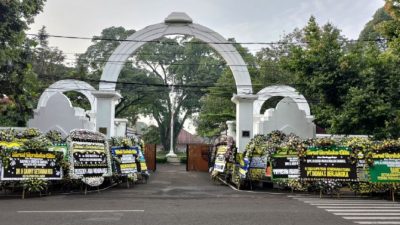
99,12,252,95
254,85,311,116
37,79,97,113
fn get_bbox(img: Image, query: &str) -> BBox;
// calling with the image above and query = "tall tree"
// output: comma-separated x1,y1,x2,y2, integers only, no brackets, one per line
359,7,392,41
281,17,349,130
31,26,69,87
197,39,262,138
75,26,136,83
78,28,225,151
134,37,225,151
0,0,46,126
75,27,149,119
281,12,400,139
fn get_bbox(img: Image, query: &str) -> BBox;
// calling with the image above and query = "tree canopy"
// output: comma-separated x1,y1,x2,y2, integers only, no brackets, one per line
0,0,46,126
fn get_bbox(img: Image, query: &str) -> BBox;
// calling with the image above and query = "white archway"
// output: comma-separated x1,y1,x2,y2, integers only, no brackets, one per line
94,12,256,152
99,12,252,94
254,85,311,116
38,79,97,113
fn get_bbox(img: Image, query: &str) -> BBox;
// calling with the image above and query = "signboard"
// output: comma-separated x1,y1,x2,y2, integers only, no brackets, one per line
48,144,68,160
111,146,138,175
370,152,400,183
137,148,148,172
300,146,357,181
250,155,268,168
213,145,227,172
70,142,111,177
247,155,269,180
1,151,62,180
271,151,299,179
357,158,370,182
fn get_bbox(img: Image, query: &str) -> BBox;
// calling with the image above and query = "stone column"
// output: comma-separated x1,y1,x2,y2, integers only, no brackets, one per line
231,94,258,152
92,90,121,138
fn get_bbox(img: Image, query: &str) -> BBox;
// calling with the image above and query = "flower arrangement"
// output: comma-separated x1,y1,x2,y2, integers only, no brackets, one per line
22,136,52,151
46,130,64,143
110,136,139,147
22,128,42,139
0,129,16,142
69,129,105,143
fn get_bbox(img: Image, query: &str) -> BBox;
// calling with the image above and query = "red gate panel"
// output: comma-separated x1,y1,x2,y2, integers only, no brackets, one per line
187,144,210,172
144,144,156,171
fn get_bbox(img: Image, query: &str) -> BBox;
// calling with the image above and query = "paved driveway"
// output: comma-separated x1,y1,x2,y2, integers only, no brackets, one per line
0,164,370,225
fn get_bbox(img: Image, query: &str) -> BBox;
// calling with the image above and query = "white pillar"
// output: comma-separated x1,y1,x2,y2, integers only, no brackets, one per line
231,94,258,153
92,90,121,138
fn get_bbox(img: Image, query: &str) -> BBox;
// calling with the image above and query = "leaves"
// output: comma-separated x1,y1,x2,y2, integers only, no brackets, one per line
21,178,47,193
0,0,46,126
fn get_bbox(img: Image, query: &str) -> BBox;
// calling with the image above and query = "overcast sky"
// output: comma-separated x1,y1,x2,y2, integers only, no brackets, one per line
30,0,383,62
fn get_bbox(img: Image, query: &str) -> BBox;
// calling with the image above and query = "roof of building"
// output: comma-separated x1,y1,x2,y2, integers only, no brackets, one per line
177,129,204,144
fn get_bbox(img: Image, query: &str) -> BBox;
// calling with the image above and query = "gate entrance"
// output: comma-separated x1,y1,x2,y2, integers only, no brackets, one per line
144,144,211,173
186,144,211,172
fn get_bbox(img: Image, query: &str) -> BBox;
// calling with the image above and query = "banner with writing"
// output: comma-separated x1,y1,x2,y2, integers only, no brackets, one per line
370,152,400,183
271,151,299,180
70,142,111,177
111,146,138,175
1,151,62,180
213,145,227,172
300,146,357,181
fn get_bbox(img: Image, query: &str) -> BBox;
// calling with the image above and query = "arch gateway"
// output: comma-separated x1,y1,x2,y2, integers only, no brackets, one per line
93,12,257,152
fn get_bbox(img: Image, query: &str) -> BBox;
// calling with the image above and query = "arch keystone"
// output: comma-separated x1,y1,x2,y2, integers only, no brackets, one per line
165,12,193,24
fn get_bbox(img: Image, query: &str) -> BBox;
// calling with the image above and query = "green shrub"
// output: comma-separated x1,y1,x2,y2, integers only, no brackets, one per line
156,151,169,163
179,156,187,164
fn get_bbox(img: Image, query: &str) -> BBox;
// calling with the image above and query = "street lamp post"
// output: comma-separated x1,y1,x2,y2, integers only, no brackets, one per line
166,85,177,158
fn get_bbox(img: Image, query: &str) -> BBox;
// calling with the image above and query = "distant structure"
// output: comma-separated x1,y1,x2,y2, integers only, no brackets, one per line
254,97,316,139
37,79,97,120
28,92,95,137
228,85,316,139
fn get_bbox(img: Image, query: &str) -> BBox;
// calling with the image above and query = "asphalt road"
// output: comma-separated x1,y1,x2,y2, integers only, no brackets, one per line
0,164,395,225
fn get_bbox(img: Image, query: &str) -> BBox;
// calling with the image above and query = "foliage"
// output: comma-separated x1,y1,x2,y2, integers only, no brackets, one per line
0,129,17,142
76,26,136,80
21,178,47,193
45,130,63,143
31,26,71,87
22,128,42,139
142,125,161,144
197,70,236,137
77,27,225,151
359,7,392,42
22,135,51,151
276,179,308,192
134,36,225,151
197,39,260,138
109,136,140,147
314,180,342,195
348,182,372,194
0,0,46,126
279,13,400,139
156,153,168,163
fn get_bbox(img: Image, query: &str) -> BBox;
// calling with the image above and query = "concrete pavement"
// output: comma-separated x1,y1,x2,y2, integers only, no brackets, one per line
0,164,383,225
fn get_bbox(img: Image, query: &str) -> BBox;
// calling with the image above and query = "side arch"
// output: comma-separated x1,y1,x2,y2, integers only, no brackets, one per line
37,79,97,113
99,12,252,95
254,85,311,116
